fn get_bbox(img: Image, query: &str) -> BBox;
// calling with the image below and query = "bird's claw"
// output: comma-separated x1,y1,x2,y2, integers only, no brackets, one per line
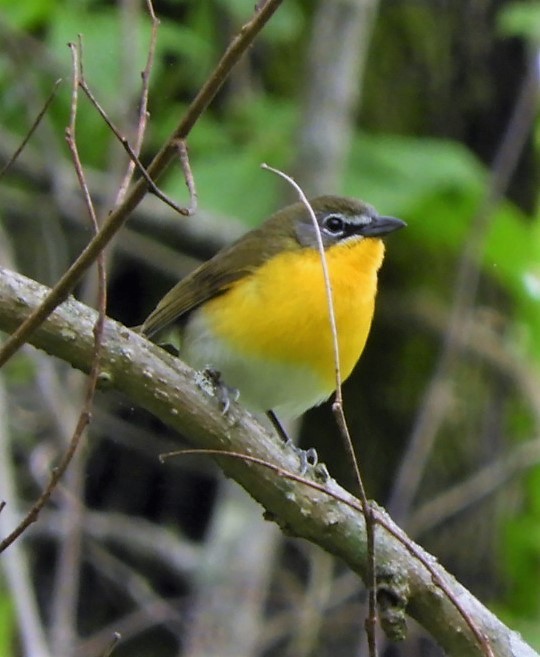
290,444,318,474
265,410,318,474
201,367,239,414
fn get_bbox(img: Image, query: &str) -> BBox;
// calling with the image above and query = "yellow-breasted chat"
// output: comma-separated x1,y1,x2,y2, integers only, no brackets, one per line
141,195,405,419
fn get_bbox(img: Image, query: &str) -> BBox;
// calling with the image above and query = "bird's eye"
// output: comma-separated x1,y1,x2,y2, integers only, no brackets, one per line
322,214,345,236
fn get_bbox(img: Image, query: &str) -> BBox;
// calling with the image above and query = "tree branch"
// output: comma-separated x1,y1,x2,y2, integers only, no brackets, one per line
0,266,537,657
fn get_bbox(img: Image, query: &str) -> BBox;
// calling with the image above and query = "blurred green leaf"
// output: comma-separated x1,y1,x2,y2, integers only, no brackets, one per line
498,1,540,42
215,0,304,42
47,6,144,98
346,133,486,214
0,0,57,29
161,96,297,224
0,588,14,657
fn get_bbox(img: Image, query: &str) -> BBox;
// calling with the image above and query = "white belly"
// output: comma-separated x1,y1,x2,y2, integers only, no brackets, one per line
181,309,331,418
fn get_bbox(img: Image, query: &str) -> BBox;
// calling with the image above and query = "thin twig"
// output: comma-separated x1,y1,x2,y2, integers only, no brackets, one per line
260,165,342,396
79,78,191,216
66,39,108,311
332,405,378,654
0,40,107,555
174,139,198,215
115,0,160,206
49,42,89,654
260,163,378,657
162,447,494,657
0,79,61,180
65,41,100,234
0,0,285,369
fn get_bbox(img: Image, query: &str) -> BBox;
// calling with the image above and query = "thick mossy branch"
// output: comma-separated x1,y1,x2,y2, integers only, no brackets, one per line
0,266,537,657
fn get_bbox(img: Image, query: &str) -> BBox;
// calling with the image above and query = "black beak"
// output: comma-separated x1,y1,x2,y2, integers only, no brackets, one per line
361,215,407,237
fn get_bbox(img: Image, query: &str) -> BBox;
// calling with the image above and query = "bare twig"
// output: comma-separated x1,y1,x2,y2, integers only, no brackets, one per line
260,166,342,401
260,163,378,656
332,404,379,653
77,77,191,216
0,40,107,558
50,40,107,654
79,5,189,218
0,366,97,553
65,41,100,235
0,0,285,368
175,139,198,215
115,0,160,206
0,79,61,180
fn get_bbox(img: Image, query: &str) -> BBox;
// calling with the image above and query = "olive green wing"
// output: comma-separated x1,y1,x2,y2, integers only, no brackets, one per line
141,221,295,338
140,253,248,338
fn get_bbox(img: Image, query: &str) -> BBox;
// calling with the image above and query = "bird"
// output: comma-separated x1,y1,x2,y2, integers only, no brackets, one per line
141,195,405,424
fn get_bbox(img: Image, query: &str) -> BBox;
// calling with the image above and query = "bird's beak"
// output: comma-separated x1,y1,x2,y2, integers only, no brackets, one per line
362,215,407,237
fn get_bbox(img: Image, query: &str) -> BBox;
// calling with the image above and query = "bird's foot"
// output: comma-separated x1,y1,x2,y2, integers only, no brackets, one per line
199,367,240,414
266,410,318,474
292,444,318,474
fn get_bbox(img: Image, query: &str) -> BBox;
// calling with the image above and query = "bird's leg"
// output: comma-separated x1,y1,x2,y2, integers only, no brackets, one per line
265,409,291,444
157,342,180,357
266,410,318,473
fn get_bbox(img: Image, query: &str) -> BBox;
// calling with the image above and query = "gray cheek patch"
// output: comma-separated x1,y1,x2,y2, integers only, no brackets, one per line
295,220,335,249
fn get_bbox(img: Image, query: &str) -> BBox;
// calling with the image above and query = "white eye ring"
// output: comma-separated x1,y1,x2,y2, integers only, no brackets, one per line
322,214,345,236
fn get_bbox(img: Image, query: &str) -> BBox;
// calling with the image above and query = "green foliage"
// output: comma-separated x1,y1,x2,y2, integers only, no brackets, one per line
498,465,540,650
0,0,57,29
215,0,305,42
346,133,486,217
498,1,540,42
0,586,15,657
3,352,36,387
347,133,539,303
0,0,307,190
174,97,298,223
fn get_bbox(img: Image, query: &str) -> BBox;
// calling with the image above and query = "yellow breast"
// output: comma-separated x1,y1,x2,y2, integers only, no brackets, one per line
197,237,385,388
